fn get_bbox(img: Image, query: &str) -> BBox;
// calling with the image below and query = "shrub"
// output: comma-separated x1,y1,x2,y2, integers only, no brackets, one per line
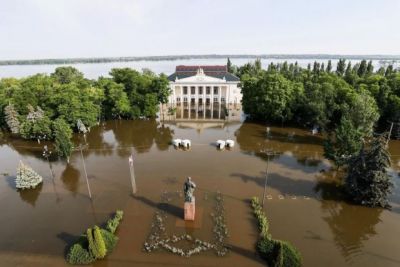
66,242,94,265
87,226,107,259
257,237,276,260
66,211,123,264
106,210,124,234
273,240,302,267
251,197,270,239
101,229,118,252
250,197,302,267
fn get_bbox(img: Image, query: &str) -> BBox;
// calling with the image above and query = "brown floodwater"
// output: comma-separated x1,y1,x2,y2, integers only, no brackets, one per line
0,105,399,267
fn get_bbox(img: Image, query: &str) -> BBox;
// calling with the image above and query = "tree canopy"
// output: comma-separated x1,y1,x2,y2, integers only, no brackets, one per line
0,66,171,158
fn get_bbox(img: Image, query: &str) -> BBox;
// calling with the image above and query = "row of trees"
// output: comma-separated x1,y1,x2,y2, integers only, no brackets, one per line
0,66,170,159
234,59,397,208
237,59,399,129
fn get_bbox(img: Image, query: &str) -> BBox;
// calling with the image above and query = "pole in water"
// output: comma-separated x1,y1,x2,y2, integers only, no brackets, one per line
80,145,92,199
129,148,137,195
262,154,270,208
387,122,394,146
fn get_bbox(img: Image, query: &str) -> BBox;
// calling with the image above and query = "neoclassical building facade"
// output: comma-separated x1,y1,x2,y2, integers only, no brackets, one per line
167,65,242,106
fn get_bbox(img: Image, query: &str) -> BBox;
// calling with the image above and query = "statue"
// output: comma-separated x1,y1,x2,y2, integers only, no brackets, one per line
183,177,196,202
183,177,196,221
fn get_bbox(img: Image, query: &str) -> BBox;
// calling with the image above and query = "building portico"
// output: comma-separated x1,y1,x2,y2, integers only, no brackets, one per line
167,65,242,106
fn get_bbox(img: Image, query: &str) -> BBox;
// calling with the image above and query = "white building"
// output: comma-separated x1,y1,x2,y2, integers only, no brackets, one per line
167,65,241,106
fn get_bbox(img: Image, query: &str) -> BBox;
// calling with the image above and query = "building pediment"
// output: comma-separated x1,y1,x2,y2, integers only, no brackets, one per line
176,73,225,83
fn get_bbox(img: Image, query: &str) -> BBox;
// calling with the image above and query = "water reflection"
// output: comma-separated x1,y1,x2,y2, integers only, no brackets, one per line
18,183,43,206
322,201,382,263
163,103,243,122
61,163,80,195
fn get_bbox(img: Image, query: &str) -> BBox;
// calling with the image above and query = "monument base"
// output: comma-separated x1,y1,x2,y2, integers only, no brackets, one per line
184,199,195,221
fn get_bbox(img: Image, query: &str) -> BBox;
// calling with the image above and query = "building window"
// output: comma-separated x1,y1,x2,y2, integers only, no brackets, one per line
183,87,188,95
191,98,196,104
191,87,196,95
213,97,218,102
176,97,181,102
198,87,203,95
221,97,225,103
206,87,211,95
213,87,219,95
183,97,188,102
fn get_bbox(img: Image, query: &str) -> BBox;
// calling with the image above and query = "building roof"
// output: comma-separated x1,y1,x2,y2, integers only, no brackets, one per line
168,65,240,82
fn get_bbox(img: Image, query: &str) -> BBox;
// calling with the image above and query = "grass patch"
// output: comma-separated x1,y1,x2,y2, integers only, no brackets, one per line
66,210,123,265
251,197,302,267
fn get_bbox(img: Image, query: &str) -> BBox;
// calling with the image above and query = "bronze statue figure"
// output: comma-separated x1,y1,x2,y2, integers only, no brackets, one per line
183,177,196,202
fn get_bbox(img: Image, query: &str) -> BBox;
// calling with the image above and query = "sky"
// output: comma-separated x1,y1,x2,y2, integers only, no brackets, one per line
0,0,399,60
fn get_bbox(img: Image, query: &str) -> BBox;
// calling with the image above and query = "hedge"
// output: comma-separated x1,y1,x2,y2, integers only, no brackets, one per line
251,197,302,267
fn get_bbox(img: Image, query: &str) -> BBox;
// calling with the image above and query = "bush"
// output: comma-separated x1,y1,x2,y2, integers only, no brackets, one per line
66,242,94,265
250,197,302,267
101,229,118,252
251,197,270,239
106,210,124,234
66,211,123,264
87,226,107,259
257,237,276,260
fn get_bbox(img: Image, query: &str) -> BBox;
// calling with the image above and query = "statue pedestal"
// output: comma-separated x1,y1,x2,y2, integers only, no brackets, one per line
184,199,195,221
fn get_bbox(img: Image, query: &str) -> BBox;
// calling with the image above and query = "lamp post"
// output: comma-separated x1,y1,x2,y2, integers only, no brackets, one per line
261,148,282,208
78,143,91,199
43,145,60,202
128,148,137,195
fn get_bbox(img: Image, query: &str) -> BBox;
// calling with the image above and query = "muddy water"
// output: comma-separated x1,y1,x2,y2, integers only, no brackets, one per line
0,115,399,267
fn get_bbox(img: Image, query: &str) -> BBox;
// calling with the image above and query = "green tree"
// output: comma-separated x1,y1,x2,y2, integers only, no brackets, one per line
336,59,346,76
4,103,20,134
326,60,332,73
97,78,131,119
345,91,379,136
20,106,52,142
324,117,364,167
53,118,73,162
227,57,233,73
345,135,393,208
242,72,302,122
357,60,367,77
51,66,85,84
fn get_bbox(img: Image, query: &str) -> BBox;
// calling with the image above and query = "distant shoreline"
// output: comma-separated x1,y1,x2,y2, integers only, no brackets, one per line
1,54,400,66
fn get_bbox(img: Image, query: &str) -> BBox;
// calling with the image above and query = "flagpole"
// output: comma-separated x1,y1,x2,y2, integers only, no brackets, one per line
129,148,137,195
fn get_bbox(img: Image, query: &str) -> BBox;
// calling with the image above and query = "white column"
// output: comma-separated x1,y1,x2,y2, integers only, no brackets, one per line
218,102,221,119
180,86,183,105
211,85,214,119
203,85,206,119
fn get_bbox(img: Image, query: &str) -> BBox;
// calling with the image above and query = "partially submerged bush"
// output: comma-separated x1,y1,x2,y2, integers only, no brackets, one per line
16,161,43,189
251,197,302,267
101,228,118,252
106,210,124,234
67,241,94,265
66,211,124,265
87,226,107,259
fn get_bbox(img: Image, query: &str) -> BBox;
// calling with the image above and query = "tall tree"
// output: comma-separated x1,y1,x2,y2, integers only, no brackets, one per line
326,60,332,73
227,57,233,73
53,118,73,162
324,117,364,167
357,60,368,77
345,135,393,208
51,66,85,84
4,103,20,134
336,59,346,76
